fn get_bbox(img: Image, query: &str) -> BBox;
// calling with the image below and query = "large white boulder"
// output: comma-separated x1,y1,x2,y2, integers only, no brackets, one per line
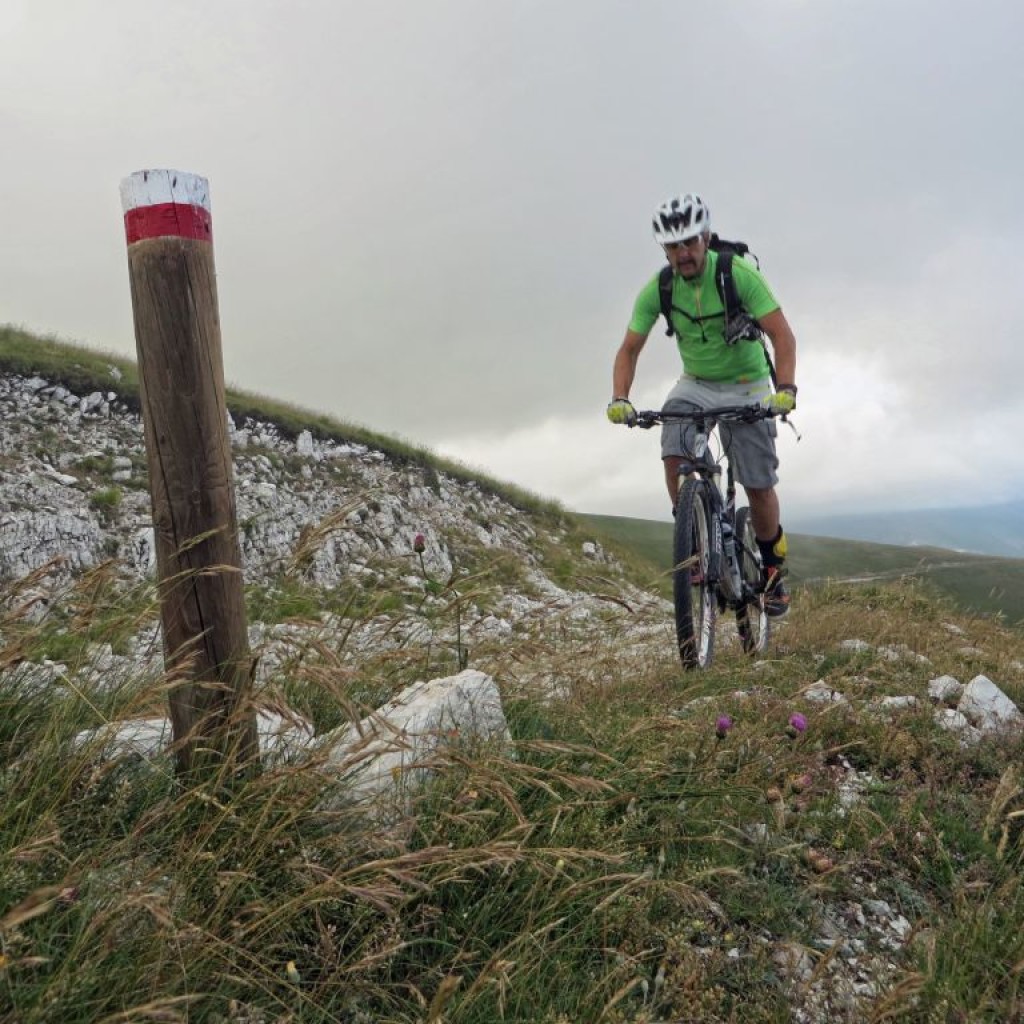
323,669,510,801
958,675,1024,734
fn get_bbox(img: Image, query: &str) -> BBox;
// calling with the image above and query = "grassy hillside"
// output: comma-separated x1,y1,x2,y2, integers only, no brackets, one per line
581,512,1024,626
5,533,1024,1021
790,501,1024,558
6,325,1024,1020
12,321,1021,625
0,324,564,520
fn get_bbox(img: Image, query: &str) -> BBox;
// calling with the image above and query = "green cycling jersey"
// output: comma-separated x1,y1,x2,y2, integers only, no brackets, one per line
628,249,780,382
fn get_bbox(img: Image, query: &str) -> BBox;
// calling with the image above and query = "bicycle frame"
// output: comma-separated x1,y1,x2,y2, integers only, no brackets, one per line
680,416,744,601
631,403,774,668
638,404,765,600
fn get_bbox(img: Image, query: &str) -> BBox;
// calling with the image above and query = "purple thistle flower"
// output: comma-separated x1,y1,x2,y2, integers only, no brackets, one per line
715,714,733,739
413,533,426,553
787,712,808,737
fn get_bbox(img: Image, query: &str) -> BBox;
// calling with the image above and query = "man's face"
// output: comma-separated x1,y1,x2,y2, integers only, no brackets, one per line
664,233,708,279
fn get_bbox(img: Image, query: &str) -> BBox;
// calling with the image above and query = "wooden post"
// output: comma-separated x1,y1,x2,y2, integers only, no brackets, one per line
120,169,257,783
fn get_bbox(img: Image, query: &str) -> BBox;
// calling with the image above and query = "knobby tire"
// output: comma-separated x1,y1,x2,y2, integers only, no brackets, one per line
735,506,770,655
673,478,715,669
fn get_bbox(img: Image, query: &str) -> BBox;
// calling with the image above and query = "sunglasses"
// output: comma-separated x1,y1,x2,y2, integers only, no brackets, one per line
663,236,705,252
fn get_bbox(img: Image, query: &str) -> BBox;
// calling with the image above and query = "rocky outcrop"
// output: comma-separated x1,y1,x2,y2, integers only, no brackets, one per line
1,367,659,794
0,371,556,589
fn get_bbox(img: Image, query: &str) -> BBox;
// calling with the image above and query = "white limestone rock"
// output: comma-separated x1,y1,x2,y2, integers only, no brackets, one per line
877,643,931,665
73,709,316,764
125,527,157,576
958,675,1024,733
0,368,639,661
296,430,316,458
934,708,982,745
322,669,510,801
804,680,849,704
81,391,106,414
877,695,919,711
840,639,873,654
928,675,963,704
255,710,317,761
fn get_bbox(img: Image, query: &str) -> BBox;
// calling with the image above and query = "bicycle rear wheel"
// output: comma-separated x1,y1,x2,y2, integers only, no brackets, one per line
735,507,769,655
673,478,715,669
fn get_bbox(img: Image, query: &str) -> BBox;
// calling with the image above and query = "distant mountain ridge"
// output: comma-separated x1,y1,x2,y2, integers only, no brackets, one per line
787,501,1024,558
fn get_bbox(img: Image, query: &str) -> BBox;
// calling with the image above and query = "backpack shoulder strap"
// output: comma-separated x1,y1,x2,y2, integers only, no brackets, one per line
658,264,676,337
713,250,742,319
714,248,777,386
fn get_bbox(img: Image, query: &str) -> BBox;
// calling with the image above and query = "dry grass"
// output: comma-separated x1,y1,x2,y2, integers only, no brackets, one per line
2,563,1024,1023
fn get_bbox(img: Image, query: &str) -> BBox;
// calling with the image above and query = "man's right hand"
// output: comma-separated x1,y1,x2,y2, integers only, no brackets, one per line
606,398,637,426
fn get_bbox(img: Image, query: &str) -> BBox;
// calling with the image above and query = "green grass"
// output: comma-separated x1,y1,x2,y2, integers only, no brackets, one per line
578,513,676,574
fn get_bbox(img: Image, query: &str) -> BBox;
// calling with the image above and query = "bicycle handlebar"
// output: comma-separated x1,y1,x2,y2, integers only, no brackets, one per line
629,403,778,430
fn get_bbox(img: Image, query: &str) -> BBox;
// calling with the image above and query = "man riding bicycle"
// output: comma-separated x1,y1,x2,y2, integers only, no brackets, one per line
607,193,798,617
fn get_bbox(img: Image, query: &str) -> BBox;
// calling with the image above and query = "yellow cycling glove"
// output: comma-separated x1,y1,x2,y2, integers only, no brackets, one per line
606,398,637,426
761,385,797,416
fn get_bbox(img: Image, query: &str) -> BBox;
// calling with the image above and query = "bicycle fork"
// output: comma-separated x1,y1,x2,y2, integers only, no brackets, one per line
704,490,742,603
675,428,743,603
691,464,743,605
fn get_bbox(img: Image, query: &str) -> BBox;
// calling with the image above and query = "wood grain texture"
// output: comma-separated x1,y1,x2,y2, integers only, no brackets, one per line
127,236,257,780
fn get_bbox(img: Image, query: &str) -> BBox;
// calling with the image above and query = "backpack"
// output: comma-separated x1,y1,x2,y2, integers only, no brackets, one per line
658,233,776,382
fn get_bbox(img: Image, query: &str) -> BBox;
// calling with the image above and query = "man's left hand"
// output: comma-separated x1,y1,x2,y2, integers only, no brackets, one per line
762,386,797,415
606,398,638,426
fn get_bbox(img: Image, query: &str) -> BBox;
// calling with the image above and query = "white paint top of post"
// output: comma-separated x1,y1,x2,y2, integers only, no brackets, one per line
120,169,210,213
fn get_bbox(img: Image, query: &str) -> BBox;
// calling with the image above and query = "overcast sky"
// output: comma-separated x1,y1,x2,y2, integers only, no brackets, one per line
3,0,1023,522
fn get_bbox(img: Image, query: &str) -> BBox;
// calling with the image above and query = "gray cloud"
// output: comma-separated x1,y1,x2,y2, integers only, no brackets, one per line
2,0,1021,516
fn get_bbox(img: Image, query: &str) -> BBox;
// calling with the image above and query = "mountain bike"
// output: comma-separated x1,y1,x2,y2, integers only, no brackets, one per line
631,404,778,670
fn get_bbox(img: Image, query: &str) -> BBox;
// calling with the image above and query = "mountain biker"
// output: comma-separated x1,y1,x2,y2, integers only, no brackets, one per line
607,193,798,617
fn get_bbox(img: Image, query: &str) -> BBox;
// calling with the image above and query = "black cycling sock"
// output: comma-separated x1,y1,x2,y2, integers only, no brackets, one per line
757,525,786,567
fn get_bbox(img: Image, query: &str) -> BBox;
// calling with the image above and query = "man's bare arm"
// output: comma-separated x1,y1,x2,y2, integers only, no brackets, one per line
611,329,650,398
759,308,796,389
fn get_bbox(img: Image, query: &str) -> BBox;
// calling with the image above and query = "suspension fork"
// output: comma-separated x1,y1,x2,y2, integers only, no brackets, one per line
723,462,759,588
708,463,743,601
674,423,712,498
724,461,737,523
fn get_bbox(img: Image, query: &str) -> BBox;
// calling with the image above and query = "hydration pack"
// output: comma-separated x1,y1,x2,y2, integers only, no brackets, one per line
658,234,775,382
658,235,766,344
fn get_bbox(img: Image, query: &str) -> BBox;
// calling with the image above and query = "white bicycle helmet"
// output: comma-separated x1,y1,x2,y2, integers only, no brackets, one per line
652,193,711,245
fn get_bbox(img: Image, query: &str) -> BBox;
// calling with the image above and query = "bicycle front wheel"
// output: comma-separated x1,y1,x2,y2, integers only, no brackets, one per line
735,506,770,656
673,478,716,669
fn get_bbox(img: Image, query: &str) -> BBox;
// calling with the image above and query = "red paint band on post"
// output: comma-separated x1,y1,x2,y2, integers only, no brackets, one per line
124,203,213,244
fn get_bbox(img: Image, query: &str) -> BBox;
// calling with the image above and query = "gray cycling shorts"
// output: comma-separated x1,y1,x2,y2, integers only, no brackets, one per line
660,376,779,489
